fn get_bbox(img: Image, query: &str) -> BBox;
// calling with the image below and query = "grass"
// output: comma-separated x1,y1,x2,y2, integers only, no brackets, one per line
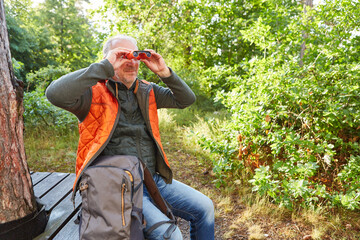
24,125,78,173
25,108,360,239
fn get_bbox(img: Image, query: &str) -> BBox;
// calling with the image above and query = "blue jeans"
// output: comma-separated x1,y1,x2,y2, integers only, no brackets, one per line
143,174,215,240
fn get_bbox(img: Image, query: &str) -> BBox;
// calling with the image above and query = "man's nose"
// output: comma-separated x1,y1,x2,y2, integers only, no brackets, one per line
127,58,139,64
126,58,140,63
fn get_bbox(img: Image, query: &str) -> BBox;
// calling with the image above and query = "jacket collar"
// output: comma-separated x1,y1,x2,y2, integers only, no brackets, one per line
105,78,139,97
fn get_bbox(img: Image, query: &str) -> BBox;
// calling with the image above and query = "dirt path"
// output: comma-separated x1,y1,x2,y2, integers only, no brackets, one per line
167,147,231,239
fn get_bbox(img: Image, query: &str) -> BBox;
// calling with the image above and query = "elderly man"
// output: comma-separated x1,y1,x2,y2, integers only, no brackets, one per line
46,35,214,240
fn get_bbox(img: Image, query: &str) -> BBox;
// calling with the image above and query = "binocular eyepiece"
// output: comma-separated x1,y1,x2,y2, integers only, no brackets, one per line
125,51,151,60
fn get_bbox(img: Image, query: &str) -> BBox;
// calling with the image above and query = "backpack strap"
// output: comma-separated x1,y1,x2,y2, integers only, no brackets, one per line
145,220,177,239
141,162,175,221
140,161,177,238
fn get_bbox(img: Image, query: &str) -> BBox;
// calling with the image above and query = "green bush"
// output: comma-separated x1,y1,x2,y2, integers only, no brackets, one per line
197,125,239,187
12,58,24,80
197,0,360,210
26,65,71,91
198,58,360,210
24,88,77,130
23,64,76,129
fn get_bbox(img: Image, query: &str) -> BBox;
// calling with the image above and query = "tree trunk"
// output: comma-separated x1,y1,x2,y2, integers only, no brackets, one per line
0,0,37,223
299,0,313,67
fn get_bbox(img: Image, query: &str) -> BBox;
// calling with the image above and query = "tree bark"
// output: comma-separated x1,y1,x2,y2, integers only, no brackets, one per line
0,0,36,223
299,0,313,67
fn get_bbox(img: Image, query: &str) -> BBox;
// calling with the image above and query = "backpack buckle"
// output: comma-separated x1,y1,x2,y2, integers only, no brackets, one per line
79,182,88,191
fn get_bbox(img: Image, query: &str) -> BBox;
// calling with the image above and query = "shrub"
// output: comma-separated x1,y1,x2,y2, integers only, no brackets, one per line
196,0,360,210
23,64,76,130
23,88,77,130
26,65,71,91
210,59,360,210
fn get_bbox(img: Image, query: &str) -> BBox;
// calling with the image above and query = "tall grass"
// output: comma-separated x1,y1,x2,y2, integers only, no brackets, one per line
25,125,78,173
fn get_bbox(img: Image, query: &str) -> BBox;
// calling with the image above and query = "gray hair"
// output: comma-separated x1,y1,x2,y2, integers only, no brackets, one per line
102,34,138,57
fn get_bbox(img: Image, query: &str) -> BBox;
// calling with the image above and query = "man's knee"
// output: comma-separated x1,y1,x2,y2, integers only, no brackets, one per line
200,196,215,222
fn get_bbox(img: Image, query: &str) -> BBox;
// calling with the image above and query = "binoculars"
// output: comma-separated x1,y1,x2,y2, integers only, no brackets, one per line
125,51,151,60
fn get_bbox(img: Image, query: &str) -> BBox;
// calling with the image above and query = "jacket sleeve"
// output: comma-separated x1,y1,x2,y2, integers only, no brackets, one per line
153,68,196,109
45,59,114,121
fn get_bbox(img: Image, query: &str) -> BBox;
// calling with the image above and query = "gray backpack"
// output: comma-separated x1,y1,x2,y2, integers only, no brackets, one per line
78,155,176,240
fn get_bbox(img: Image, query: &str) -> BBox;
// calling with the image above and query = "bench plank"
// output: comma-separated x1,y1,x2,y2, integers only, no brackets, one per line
34,192,81,240
34,172,69,198
52,211,80,240
31,172,52,186
40,174,77,212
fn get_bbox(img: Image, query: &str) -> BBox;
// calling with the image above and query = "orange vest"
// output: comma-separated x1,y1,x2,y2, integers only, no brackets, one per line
73,80,170,190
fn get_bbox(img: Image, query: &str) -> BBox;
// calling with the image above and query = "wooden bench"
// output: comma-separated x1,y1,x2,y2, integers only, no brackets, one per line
31,172,80,240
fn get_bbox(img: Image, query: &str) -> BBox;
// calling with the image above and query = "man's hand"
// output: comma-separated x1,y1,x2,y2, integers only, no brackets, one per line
105,47,132,80
140,49,171,78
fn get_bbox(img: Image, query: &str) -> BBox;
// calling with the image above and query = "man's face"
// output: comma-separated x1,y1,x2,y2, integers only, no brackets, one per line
110,39,139,85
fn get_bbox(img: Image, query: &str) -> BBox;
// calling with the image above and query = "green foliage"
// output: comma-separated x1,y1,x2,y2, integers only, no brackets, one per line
338,156,360,192
199,65,240,99
23,88,77,130
196,119,240,187
26,65,71,91
197,0,360,210
12,58,24,80
5,0,56,81
38,0,99,70
5,0,99,85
